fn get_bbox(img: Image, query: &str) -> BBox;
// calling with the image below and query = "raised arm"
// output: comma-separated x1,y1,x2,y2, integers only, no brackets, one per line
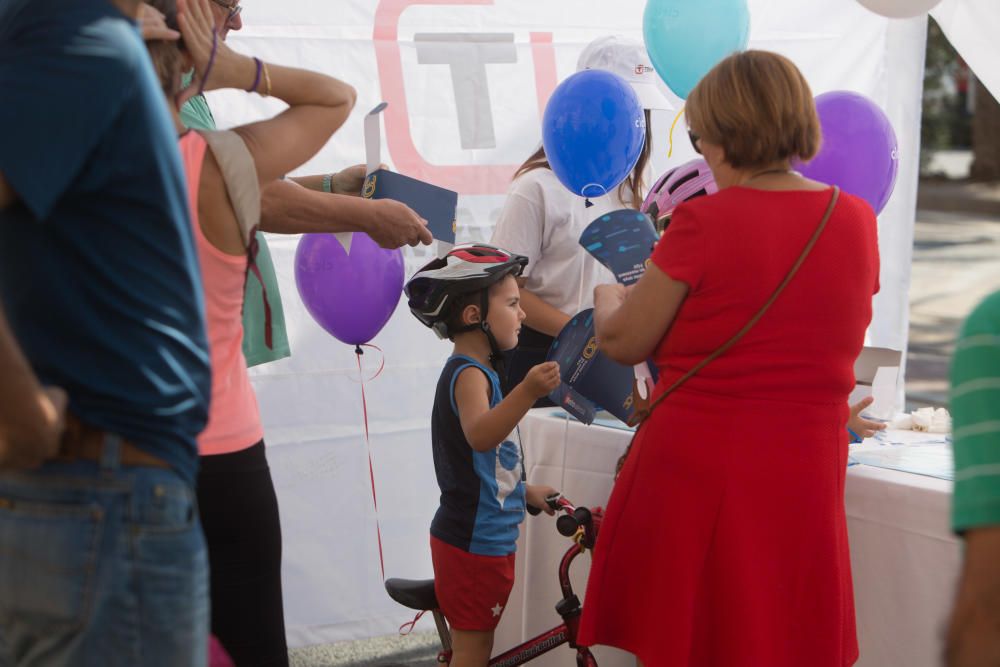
178,0,357,185
259,180,432,248
594,265,688,366
454,362,559,452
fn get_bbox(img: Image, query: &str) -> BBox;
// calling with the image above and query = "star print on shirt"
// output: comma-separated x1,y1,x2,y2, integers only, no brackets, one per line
491,603,504,617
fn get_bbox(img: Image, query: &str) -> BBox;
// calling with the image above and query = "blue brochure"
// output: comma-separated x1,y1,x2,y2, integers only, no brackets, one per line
362,102,458,245
362,169,458,244
546,309,636,425
579,209,658,285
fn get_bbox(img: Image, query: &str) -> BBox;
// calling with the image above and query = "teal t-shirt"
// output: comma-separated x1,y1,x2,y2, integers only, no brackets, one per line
180,91,291,366
951,290,1000,532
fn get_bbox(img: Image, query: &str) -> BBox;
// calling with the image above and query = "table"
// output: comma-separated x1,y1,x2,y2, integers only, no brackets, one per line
494,410,961,666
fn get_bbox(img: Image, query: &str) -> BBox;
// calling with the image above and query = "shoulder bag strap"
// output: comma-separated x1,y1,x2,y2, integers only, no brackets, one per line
632,185,841,424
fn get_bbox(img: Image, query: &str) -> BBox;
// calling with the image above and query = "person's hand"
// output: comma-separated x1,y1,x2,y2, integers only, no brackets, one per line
367,199,433,248
0,386,67,470
848,396,886,440
525,484,559,516
522,361,561,400
176,0,255,105
594,283,627,308
139,3,180,41
331,164,384,196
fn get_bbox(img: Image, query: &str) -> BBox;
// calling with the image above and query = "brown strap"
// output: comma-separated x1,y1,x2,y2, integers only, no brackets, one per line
199,130,274,349
638,186,840,422
198,130,261,246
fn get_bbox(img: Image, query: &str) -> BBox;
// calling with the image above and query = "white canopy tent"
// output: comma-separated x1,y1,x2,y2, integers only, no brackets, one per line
201,0,995,648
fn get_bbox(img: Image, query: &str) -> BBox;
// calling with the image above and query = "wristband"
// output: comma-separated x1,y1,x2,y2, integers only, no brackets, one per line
249,57,262,93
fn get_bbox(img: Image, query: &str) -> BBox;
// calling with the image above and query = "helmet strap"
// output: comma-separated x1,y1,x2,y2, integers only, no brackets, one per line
477,290,506,376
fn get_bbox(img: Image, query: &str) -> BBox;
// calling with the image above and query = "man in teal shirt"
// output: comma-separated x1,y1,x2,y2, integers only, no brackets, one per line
946,290,1000,666
183,0,433,366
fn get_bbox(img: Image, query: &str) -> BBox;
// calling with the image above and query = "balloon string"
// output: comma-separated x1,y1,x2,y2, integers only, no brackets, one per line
348,344,386,384
667,105,686,158
356,347,386,581
399,610,426,636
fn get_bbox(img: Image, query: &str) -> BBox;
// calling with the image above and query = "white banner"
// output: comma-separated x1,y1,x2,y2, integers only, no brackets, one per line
932,0,1000,104
207,0,928,647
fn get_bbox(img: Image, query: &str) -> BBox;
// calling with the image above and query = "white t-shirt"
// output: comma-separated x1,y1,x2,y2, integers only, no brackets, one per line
490,168,631,316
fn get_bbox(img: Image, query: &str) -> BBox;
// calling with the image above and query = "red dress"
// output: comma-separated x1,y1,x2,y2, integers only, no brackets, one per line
578,187,880,666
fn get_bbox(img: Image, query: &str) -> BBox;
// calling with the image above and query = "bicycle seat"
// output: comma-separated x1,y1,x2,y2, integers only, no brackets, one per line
384,578,438,611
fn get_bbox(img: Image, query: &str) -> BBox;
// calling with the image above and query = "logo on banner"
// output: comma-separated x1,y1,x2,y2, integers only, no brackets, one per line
373,1,558,195
583,337,598,360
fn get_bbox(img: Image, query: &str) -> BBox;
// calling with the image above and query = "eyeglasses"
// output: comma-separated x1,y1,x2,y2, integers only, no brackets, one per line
688,130,702,155
209,0,242,22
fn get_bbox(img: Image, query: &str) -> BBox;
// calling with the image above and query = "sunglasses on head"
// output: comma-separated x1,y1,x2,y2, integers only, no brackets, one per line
688,130,702,155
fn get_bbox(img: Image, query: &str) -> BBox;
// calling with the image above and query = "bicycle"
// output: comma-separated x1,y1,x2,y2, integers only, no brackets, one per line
385,494,603,666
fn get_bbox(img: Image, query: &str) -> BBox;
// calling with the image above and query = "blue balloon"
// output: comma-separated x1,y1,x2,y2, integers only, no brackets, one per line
542,69,646,199
643,0,750,100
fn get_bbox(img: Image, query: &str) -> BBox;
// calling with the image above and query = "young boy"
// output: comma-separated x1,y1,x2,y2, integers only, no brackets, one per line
405,243,562,666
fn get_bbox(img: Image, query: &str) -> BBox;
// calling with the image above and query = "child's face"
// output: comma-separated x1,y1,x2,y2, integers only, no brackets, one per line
486,275,525,351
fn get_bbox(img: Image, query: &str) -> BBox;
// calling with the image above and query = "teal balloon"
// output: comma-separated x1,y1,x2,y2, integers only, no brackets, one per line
642,0,751,99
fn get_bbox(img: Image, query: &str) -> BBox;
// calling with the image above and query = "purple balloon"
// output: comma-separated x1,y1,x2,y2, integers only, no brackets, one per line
797,91,899,214
294,233,404,346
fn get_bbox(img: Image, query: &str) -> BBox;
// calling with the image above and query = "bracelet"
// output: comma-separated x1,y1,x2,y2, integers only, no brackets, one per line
248,57,262,93
196,31,219,96
261,61,272,97
321,173,334,193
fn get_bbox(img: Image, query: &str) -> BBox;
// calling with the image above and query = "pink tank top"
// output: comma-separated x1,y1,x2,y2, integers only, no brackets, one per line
179,131,263,456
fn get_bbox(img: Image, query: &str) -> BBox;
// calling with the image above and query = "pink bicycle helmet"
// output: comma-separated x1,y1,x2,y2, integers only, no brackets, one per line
641,158,718,232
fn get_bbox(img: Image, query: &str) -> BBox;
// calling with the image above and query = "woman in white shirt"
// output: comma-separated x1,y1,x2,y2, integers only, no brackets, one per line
491,35,672,401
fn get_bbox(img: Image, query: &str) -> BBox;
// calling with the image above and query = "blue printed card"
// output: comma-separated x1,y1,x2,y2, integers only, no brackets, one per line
579,209,658,285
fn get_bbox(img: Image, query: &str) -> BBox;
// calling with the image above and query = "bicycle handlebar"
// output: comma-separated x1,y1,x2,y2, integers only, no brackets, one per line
526,493,600,548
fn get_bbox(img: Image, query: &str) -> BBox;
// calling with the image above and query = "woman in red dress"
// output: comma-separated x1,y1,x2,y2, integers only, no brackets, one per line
578,51,880,666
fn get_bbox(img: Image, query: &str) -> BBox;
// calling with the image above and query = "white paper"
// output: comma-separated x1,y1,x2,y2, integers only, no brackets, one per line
364,102,388,176
869,366,900,420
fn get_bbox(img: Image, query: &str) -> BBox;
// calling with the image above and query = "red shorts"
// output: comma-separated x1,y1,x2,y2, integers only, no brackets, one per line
430,535,516,632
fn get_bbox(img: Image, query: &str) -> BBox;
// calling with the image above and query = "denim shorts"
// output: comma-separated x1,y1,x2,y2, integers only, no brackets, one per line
0,435,208,667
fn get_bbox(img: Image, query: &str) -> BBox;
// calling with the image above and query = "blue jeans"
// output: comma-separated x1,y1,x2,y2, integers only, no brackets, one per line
0,435,208,667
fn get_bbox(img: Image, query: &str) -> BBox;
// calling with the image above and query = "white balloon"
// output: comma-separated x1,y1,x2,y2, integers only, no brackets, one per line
856,0,942,18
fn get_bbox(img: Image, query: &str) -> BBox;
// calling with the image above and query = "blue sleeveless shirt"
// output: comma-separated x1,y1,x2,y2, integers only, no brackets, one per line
430,355,526,556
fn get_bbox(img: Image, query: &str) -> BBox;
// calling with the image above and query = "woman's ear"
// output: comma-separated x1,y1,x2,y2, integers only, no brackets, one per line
461,304,482,327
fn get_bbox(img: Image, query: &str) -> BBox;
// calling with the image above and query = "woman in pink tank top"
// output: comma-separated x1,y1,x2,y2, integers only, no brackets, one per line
146,1,357,664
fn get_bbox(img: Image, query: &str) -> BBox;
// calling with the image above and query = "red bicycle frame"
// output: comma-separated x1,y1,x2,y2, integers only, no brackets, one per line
429,498,601,666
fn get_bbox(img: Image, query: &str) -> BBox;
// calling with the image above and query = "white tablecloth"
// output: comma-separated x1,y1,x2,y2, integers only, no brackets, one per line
495,410,961,666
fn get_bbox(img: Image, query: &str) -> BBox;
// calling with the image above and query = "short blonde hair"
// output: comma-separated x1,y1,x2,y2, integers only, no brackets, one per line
686,50,820,170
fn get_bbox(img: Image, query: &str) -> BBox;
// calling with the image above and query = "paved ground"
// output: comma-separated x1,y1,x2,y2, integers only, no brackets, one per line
905,205,1000,407
289,631,439,667
288,179,1000,666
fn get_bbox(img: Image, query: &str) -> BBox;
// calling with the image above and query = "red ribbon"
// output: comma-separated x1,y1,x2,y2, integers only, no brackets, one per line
356,344,385,580
399,610,426,636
